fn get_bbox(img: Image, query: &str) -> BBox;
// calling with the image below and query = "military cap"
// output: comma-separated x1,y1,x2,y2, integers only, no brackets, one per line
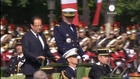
97,49,111,56
16,38,22,45
63,48,78,59
62,8,77,17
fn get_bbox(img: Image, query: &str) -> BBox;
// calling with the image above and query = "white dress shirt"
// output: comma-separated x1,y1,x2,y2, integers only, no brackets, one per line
31,30,44,49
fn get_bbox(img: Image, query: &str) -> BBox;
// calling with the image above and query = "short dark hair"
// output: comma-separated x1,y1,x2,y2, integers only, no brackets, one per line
31,16,43,25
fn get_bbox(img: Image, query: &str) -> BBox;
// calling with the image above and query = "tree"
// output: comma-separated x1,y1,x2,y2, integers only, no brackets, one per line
1,0,140,26
115,0,140,25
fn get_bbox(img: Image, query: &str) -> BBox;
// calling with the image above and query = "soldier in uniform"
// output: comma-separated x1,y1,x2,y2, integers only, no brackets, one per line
7,24,16,37
97,26,106,49
47,27,59,58
4,37,25,77
78,28,92,53
1,25,12,53
88,49,111,79
60,48,89,79
99,31,115,49
18,26,26,37
60,48,78,79
54,8,89,72
113,22,120,39
43,24,50,40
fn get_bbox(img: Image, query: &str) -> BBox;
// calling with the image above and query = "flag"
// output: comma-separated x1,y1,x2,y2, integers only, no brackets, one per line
92,0,102,26
61,0,79,26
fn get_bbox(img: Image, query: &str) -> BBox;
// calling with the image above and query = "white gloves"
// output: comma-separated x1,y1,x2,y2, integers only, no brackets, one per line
82,54,89,61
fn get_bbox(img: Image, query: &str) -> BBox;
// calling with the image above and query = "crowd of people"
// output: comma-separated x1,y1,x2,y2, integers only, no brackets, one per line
1,7,140,79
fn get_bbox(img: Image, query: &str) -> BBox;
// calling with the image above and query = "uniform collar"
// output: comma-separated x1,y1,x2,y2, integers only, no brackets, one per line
17,54,23,58
69,66,76,71
96,62,104,66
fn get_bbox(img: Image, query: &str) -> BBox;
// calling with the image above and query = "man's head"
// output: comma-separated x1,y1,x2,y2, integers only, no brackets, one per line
31,16,43,33
62,8,77,23
50,27,54,36
33,70,48,79
78,28,86,38
97,49,110,64
63,48,78,65
108,31,114,38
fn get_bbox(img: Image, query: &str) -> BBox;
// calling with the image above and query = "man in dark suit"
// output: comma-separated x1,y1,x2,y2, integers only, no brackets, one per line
4,37,25,77
21,16,60,79
54,8,89,70
88,49,111,79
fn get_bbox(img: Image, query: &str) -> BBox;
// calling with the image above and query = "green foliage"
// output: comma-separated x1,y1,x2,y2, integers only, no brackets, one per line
1,0,140,25
115,0,140,23
1,0,12,6
17,0,29,7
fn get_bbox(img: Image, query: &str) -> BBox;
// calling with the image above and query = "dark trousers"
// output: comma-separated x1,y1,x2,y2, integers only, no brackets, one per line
26,75,33,79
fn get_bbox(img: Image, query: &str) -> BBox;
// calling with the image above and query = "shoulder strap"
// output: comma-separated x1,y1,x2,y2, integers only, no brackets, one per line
60,70,69,79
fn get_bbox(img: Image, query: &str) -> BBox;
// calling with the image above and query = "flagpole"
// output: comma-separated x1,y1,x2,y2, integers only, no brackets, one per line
105,0,116,37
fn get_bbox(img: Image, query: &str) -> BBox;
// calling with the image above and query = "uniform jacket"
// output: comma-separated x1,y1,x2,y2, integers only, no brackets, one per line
60,66,76,79
88,62,111,79
4,55,25,77
54,21,84,57
21,30,54,75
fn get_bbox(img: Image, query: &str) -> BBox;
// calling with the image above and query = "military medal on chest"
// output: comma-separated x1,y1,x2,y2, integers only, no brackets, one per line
66,38,71,43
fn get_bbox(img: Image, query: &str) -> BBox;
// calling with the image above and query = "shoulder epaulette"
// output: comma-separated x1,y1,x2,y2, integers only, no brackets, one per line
60,70,68,79
55,24,60,27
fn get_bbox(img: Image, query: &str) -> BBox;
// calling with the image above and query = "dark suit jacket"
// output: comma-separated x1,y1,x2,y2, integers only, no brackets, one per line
21,30,54,75
88,63,111,79
4,56,25,77
60,66,76,79
54,21,84,57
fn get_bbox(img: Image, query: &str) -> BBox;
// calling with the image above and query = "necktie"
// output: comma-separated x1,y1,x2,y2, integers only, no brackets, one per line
69,25,74,32
36,34,43,49
36,33,39,39
36,34,41,43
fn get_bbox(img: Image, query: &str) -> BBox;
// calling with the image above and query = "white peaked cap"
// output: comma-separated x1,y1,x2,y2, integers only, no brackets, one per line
63,48,78,58
62,8,77,12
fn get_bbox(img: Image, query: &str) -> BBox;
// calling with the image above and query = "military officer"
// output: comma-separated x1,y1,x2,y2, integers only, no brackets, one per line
4,37,25,77
60,48,89,79
47,27,59,58
1,25,12,53
78,28,91,52
43,24,50,40
97,26,106,49
88,49,111,79
54,8,89,71
60,48,78,79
